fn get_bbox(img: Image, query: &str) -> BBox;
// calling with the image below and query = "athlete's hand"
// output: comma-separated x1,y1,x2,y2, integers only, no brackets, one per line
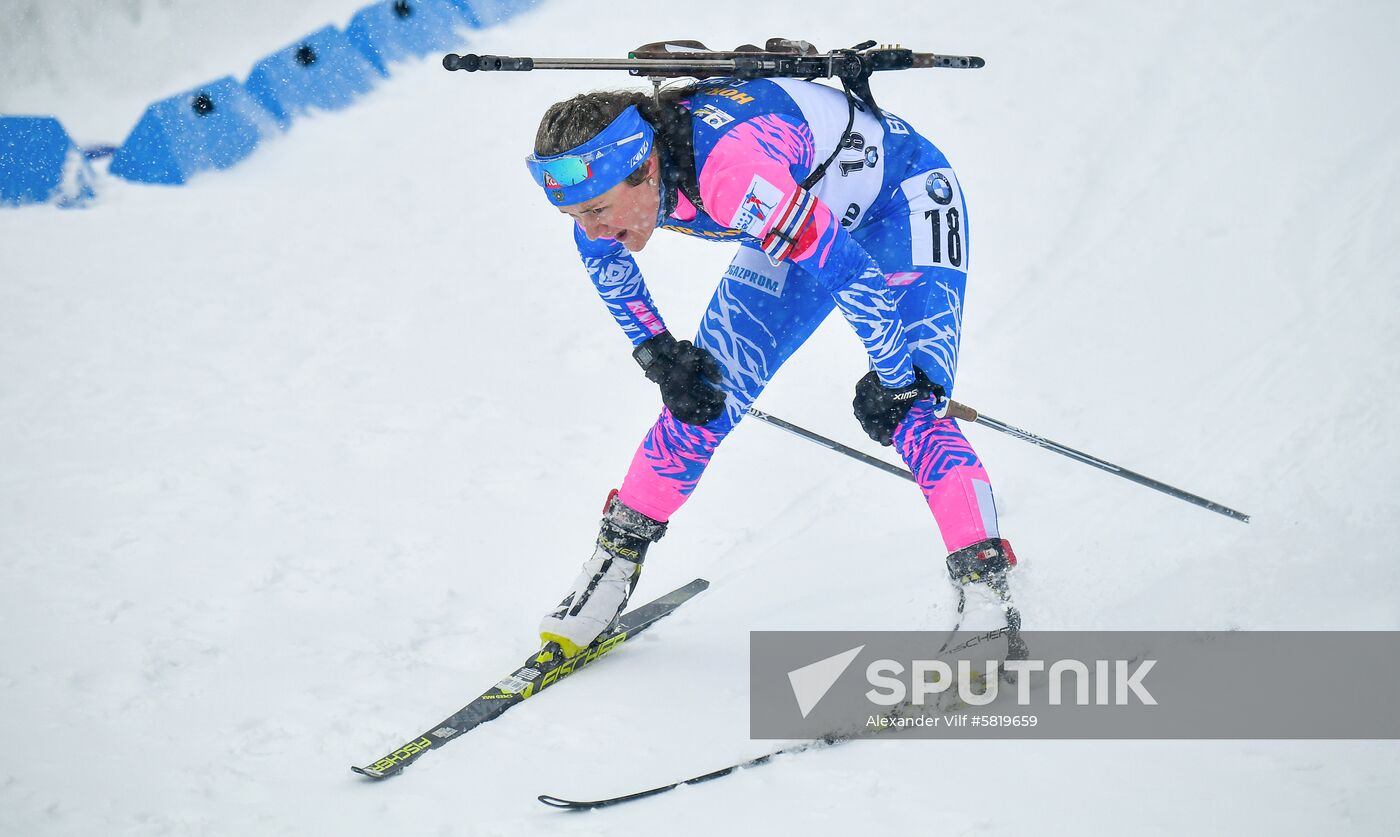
852,367,943,446
633,332,727,425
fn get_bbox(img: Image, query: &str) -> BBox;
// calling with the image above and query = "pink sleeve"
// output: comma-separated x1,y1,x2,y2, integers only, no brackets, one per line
696,115,840,267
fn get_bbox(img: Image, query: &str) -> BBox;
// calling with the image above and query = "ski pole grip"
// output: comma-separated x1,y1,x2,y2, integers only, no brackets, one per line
946,400,978,423
442,53,534,72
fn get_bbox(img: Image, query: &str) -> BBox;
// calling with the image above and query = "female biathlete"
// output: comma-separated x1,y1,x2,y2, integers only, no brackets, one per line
525,76,1017,658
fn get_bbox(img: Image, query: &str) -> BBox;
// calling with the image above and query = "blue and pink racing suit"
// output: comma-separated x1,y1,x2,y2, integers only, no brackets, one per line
574,78,1000,554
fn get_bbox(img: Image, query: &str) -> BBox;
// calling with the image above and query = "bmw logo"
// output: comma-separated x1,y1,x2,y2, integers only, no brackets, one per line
926,172,953,205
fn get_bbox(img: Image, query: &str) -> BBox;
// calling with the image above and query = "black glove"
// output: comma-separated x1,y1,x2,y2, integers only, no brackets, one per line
633,332,727,425
852,366,944,446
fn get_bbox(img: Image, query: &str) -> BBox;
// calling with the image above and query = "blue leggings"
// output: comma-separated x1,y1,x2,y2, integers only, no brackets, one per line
616,165,1001,553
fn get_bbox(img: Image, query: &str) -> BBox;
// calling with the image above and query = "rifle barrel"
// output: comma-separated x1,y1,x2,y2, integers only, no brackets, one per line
533,57,738,71
443,52,985,75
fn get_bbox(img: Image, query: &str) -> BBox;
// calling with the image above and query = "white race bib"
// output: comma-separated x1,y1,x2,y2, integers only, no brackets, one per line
900,168,968,271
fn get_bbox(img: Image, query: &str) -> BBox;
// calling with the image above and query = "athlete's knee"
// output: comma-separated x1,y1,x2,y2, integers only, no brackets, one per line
892,403,962,461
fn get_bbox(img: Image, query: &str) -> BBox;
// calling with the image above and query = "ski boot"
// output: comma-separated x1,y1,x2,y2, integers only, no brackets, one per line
945,537,1016,596
536,491,667,664
945,538,1029,663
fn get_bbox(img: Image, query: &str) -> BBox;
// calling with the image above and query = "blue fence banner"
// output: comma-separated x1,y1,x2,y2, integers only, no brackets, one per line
449,0,526,29
346,0,469,77
0,116,95,207
6,0,542,203
244,26,380,127
109,77,279,185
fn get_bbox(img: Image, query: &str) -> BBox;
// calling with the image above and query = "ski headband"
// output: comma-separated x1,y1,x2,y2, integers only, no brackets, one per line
525,105,655,206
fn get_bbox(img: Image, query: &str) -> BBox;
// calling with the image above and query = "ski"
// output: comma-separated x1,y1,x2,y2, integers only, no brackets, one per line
935,584,1029,660
539,581,1029,811
539,617,1024,810
538,734,850,810
352,577,710,780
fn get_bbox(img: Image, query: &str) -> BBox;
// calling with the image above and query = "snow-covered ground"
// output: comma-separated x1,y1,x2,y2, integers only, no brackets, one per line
3,0,1399,834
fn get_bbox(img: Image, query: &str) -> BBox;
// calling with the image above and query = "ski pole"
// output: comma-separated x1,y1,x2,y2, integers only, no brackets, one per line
746,404,1250,524
945,402,1250,523
746,408,916,483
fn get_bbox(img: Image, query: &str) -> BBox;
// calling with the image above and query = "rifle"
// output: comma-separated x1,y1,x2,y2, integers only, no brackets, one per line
442,38,984,118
